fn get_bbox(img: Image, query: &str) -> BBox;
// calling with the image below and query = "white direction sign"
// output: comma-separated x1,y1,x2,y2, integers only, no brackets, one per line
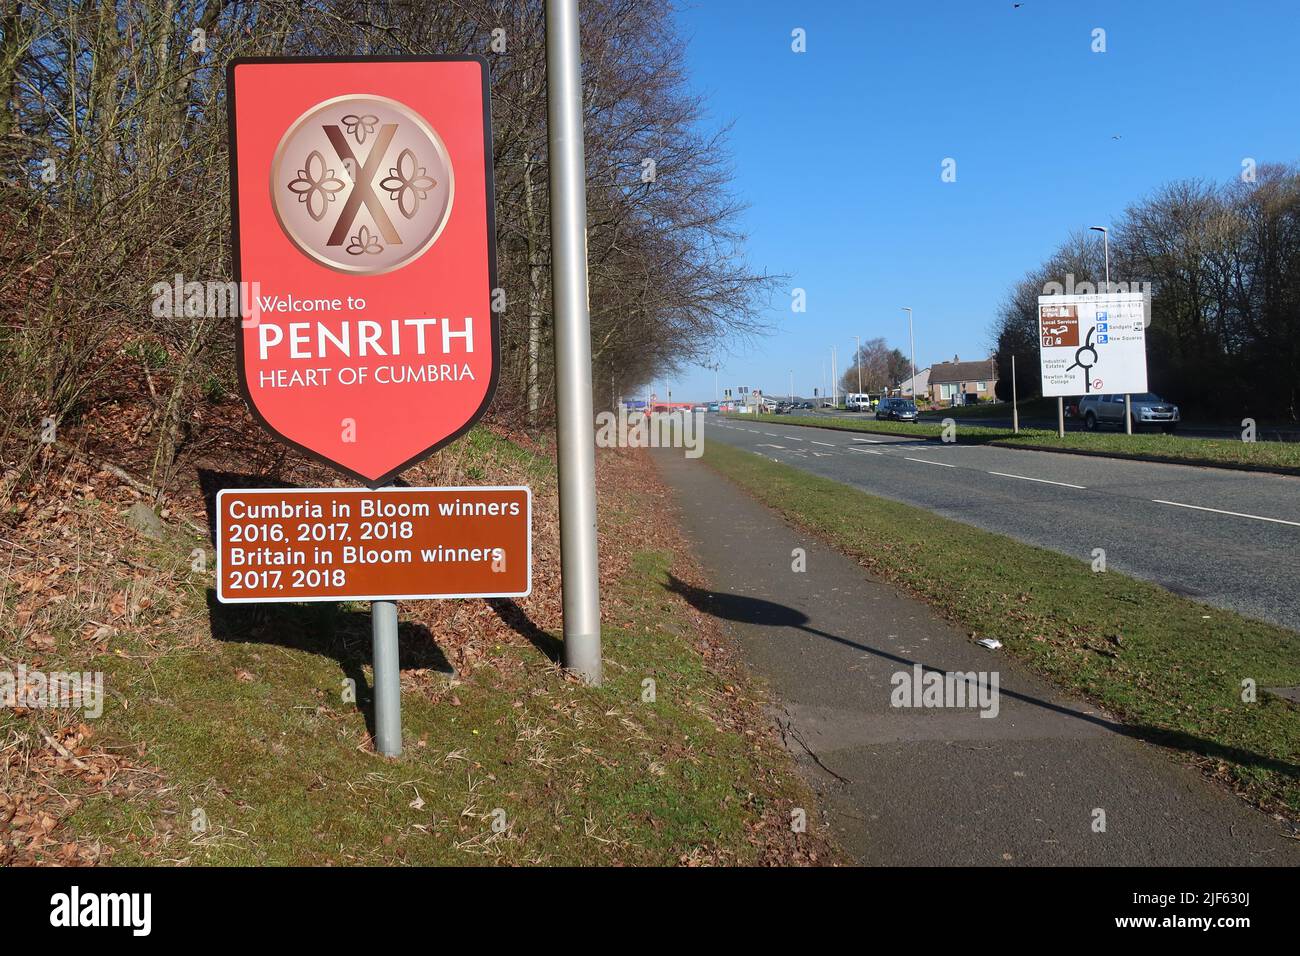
1037,292,1149,397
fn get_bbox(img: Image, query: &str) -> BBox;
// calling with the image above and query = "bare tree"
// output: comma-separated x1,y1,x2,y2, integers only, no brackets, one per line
1,0,776,493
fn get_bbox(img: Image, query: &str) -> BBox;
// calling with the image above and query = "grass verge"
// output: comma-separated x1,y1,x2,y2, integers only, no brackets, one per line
55,554,814,865
729,413,1300,473
703,440,1300,817
918,397,1058,420
1,434,831,865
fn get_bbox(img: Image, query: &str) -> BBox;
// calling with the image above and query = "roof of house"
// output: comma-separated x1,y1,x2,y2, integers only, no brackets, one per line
898,367,930,388
928,357,996,385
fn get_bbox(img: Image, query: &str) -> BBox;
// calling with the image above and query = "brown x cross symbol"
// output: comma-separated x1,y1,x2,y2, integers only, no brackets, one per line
323,123,402,247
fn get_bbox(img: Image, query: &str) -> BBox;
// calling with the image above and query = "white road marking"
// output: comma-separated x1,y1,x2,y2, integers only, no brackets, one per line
852,438,885,443
786,436,804,441
812,441,836,447
1152,499,1300,528
906,457,954,467
988,471,1085,489
848,447,882,455
757,443,786,450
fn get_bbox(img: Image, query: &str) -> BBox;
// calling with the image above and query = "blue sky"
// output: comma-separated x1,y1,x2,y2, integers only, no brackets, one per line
657,0,1300,402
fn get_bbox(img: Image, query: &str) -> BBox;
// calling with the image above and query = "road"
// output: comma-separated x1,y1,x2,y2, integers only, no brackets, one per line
808,407,1299,441
655,449,1300,865
705,416,1300,631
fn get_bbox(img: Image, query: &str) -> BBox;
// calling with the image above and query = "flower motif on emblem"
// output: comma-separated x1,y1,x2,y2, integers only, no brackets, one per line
380,148,437,219
341,113,379,144
346,225,384,256
286,150,346,222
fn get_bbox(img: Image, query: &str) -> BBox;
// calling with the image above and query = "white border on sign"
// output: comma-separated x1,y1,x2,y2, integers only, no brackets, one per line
1036,291,1149,398
215,485,532,604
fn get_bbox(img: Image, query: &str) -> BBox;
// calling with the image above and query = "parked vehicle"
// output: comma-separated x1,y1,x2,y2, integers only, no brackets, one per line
845,392,872,411
1077,393,1180,433
707,403,720,413
877,397,919,422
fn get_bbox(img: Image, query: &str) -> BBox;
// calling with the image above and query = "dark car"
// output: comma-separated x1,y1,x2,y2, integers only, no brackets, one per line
877,398,918,422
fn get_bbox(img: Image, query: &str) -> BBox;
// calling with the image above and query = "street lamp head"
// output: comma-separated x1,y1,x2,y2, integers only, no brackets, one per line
1090,225,1107,233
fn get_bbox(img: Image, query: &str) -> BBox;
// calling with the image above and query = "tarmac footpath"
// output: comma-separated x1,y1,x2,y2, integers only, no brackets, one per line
652,449,1300,865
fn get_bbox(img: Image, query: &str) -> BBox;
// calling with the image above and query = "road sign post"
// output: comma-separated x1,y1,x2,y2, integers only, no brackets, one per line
1037,291,1150,440
1012,354,1020,434
217,486,532,756
546,0,602,685
225,59,506,753
371,599,401,756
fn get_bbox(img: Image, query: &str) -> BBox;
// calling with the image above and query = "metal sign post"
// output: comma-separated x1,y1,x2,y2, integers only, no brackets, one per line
224,59,511,758
216,486,532,759
371,600,401,756
546,0,602,684
1012,354,1020,434
1036,293,1150,419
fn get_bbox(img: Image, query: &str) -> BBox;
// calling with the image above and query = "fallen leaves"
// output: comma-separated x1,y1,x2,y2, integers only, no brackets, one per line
0,722,165,867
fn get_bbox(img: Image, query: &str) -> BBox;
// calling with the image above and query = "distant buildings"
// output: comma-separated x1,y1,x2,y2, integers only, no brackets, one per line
898,367,931,399
927,355,998,406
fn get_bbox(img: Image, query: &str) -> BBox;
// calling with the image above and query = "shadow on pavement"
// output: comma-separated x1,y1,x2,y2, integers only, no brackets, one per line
664,574,1300,780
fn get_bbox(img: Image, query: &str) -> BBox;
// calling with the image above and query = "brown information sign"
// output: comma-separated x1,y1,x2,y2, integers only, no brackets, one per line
216,486,530,604
1039,303,1080,348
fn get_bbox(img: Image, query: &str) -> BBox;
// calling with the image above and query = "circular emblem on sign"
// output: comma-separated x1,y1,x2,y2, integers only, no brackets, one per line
270,94,454,275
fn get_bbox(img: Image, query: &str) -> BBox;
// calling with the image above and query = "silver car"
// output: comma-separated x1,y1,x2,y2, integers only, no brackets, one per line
1078,393,1180,433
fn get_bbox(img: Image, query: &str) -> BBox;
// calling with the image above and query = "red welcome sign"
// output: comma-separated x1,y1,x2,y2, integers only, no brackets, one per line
226,57,497,487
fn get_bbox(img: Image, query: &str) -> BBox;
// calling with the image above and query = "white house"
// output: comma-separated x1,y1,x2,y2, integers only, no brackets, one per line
898,367,931,399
